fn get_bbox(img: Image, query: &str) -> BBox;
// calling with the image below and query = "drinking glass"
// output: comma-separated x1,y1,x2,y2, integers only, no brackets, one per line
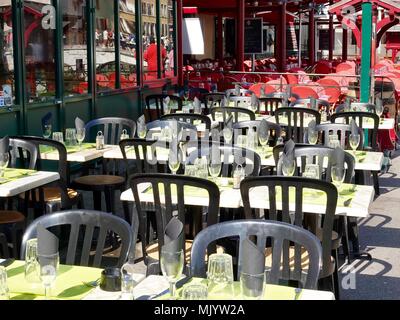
0,266,9,300
282,160,296,177
76,128,86,150
38,253,59,300
52,132,64,144
194,157,208,179
42,124,52,139
223,127,233,144
160,249,184,300
240,272,265,300
182,284,208,300
376,102,384,120
207,253,234,299
183,91,190,104
137,123,147,139
168,150,181,174
209,160,222,182
349,134,360,155
0,153,9,178
25,238,41,284
65,128,77,147
331,165,345,189
308,129,318,145
303,164,320,179
258,129,270,152
120,263,136,300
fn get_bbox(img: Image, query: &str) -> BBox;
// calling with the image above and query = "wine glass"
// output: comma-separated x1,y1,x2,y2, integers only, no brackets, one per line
137,123,147,139
38,253,59,300
209,160,222,182
0,153,9,178
76,128,86,150
223,127,233,144
168,150,181,174
376,103,384,123
282,160,296,177
43,124,52,139
258,128,270,153
160,249,184,300
331,165,345,190
308,128,318,145
349,133,360,156
183,90,190,105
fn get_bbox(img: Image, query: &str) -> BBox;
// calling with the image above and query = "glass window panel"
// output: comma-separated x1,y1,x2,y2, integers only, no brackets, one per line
142,0,159,80
0,0,14,106
24,0,56,103
95,0,116,91
63,0,88,97
163,0,174,78
119,0,137,88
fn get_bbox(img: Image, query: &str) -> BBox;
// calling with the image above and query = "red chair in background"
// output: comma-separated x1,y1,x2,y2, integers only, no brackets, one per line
96,74,110,88
316,78,342,105
291,86,319,99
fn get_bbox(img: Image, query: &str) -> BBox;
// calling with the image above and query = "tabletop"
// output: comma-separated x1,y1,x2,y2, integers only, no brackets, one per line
0,169,60,198
120,179,374,218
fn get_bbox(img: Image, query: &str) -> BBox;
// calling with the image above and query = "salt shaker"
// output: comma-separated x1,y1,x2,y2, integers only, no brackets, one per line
120,129,129,141
96,131,104,150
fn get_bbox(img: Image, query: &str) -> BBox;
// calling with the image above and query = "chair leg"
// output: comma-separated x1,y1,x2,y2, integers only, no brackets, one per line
104,189,116,214
372,171,380,195
333,250,341,300
93,191,102,211
77,194,85,209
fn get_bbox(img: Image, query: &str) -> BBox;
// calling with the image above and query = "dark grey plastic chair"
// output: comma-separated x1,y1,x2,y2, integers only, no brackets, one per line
9,138,38,170
190,220,322,289
210,107,256,123
85,117,137,145
128,174,220,272
233,120,282,147
290,98,330,110
20,210,132,268
161,113,211,131
145,94,183,121
349,103,376,113
228,96,259,112
225,88,254,97
259,97,284,115
186,143,261,177
204,93,225,114
275,107,321,143
273,144,355,183
0,232,9,258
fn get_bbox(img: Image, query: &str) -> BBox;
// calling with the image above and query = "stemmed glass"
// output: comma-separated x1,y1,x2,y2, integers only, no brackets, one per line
376,103,384,123
209,159,222,182
137,123,147,139
331,165,345,191
258,128,270,153
43,124,52,139
223,127,233,145
250,103,258,114
183,91,190,105
308,128,318,145
168,149,181,174
38,253,59,300
282,160,296,177
0,153,9,179
76,128,86,150
160,249,184,300
349,133,360,156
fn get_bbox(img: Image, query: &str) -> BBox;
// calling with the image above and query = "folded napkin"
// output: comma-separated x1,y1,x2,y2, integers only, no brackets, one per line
260,85,266,98
241,238,265,275
282,139,295,168
162,217,184,254
251,94,258,109
75,117,85,131
41,112,52,130
331,146,345,173
350,119,358,135
258,119,270,143
163,96,171,110
37,223,59,267
0,136,9,154
235,84,241,96
194,97,202,113
307,120,317,141
222,96,229,108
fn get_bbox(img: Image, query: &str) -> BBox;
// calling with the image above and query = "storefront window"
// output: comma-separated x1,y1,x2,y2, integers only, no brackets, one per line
163,0,174,78
24,0,56,103
63,0,88,97
0,1,14,106
95,0,116,91
119,0,137,88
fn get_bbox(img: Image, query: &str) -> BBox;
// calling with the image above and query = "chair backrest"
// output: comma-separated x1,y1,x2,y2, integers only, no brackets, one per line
314,123,364,149
330,111,379,151
190,220,322,289
275,107,321,143
85,117,137,145
204,93,225,114
0,232,9,259
273,143,355,183
240,176,337,279
129,173,220,265
12,136,74,208
20,210,132,268
349,103,376,113
186,143,261,177
259,97,284,115
211,107,256,124
228,96,259,112
225,88,254,97
145,94,183,121
9,138,38,170
290,98,330,111
161,113,211,131
146,120,198,142
233,120,282,147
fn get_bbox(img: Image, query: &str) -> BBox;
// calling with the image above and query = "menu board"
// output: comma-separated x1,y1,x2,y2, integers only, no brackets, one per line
245,18,263,54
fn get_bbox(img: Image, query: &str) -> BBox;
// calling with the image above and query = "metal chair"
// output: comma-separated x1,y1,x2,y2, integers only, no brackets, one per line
161,113,211,131
190,220,322,289
20,210,132,268
233,120,282,147
85,117,137,145
240,176,338,294
210,107,256,124
275,107,321,143
145,94,183,121
128,173,220,274
186,143,261,177
14,136,83,214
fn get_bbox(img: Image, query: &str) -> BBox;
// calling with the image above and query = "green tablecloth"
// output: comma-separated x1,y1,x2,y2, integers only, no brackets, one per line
156,277,303,300
40,143,96,155
6,261,101,300
0,169,37,185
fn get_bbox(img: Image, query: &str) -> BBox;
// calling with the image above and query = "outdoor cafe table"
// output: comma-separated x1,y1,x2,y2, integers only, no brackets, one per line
39,143,115,163
1,260,334,300
0,169,60,198
120,179,374,218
